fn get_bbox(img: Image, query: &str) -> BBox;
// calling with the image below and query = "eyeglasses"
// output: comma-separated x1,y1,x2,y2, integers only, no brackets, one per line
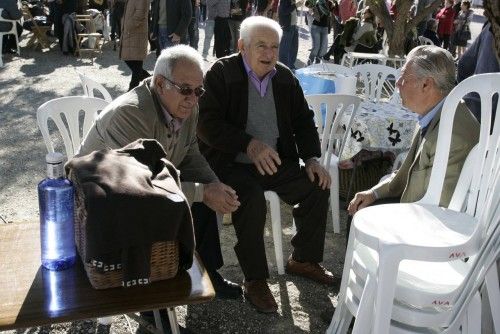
163,77,205,97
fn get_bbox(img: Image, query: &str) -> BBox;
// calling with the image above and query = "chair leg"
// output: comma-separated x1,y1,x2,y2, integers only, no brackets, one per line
167,308,180,334
266,191,284,275
0,40,3,67
463,292,481,334
153,309,165,334
330,166,340,234
328,229,357,334
351,273,376,334
485,261,500,334
371,249,400,334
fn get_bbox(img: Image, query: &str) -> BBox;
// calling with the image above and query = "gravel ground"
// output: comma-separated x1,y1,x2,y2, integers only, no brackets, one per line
0,9,485,334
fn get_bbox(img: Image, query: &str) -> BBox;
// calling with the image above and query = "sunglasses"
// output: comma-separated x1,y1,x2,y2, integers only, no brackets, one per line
163,77,206,97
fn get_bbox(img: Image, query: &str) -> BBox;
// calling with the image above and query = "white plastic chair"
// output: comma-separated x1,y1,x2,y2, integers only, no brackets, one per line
306,63,354,76
76,71,113,102
37,96,109,160
305,94,362,234
0,8,20,67
418,35,435,46
352,64,400,102
328,73,500,334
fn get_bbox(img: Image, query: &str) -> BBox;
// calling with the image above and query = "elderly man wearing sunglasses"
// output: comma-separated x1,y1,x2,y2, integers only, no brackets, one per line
77,45,243,318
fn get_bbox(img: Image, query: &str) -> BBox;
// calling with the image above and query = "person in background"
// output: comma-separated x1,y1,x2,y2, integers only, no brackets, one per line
198,16,334,314
119,0,150,91
307,0,334,65
188,0,201,49
278,0,303,70
457,21,499,123
452,0,472,59
151,0,192,50
228,0,248,53
109,0,126,50
202,0,217,59
78,45,243,332
213,0,231,57
435,0,455,50
338,0,356,24
422,18,441,46
344,5,376,53
447,0,461,56
348,45,479,218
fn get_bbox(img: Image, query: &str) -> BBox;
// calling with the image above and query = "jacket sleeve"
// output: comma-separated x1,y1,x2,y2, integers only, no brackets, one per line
174,0,193,36
197,61,253,154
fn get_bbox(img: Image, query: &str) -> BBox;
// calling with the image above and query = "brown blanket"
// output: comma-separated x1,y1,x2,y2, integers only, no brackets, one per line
66,139,195,286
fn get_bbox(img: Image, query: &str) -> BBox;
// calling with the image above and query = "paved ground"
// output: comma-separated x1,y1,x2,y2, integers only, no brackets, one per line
0,8,485,334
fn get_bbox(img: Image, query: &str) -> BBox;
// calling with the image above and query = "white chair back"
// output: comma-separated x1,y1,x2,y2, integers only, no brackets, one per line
76,71,113,102
0,8,20,67
306,63,354,76
418,35,435,45
319,94,362,165
37,96,109,160
352,64,400,102
420,73,500,223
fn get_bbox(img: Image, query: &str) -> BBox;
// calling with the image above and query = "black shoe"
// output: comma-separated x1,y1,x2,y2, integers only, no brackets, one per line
209,271,243,299
135,311,195,334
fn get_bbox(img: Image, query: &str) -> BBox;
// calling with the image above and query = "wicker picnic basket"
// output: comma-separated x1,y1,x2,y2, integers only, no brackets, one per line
72,175,179,290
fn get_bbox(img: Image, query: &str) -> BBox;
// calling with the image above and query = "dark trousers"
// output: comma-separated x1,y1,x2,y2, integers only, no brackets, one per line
220,161,330,281
124,60,150,91
191,202,224,273
214,16,231,58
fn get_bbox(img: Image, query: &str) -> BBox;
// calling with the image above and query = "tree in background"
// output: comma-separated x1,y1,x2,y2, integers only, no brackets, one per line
366,0,442,56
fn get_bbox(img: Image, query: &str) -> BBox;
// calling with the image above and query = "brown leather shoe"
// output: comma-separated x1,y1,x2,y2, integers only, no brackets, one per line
243,280,278,313
286,257,336,285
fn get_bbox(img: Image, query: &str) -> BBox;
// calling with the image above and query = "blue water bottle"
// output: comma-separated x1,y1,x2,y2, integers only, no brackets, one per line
38,152,77,271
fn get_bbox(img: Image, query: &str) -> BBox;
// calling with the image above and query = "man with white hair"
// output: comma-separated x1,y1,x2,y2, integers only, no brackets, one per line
198,16,334,314
78,45,243,331
348,45,480,215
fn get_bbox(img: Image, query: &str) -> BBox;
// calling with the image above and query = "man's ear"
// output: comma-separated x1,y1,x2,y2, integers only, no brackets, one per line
237,39,245,53
422,76,434,92
153,76,163,91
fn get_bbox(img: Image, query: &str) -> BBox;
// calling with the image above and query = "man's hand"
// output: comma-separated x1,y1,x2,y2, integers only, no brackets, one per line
247,138,282,176
305,159,331,190
347,190,376,216
169,33,181,44
203,182,240,214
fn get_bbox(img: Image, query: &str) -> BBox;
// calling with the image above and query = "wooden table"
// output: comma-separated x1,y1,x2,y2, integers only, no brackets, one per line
0,222,214,333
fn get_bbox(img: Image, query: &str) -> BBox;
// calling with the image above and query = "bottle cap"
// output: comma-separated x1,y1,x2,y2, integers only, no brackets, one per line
45,152,64,164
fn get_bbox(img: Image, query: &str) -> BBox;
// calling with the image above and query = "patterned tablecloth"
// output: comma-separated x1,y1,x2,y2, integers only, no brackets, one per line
340,101,418,161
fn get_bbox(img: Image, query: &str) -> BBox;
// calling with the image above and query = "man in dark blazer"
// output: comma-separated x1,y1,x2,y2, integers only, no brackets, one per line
198,16,334,314
151,0,192,50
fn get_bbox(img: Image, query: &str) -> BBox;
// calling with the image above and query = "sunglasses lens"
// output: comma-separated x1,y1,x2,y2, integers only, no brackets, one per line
194,87,205,97
180,87,194,96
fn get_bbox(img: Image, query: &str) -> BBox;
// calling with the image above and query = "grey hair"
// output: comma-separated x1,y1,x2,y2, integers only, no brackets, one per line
406,45,456,95
239,16,283,47
152,45,203,85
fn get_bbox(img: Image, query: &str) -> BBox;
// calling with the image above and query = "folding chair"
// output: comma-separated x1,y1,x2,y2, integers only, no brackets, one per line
0,8,20,67
21,1,50,49
74,14,104,58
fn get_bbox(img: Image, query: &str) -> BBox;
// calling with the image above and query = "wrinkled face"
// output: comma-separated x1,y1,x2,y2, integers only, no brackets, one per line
155,59,204,119
396,62,425,115
238,27,279,79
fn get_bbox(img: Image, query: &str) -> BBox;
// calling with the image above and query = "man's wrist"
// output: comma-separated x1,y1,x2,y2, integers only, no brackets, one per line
305,157,320,164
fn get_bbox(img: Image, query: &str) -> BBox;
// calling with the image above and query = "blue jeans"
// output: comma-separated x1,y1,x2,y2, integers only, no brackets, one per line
158,26,175,50
279,25,298,70
202,19,215,58
309,25,329,62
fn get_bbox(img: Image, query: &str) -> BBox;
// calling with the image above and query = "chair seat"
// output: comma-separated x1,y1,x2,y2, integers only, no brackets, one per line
354,203,476,256
351,243,470,306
